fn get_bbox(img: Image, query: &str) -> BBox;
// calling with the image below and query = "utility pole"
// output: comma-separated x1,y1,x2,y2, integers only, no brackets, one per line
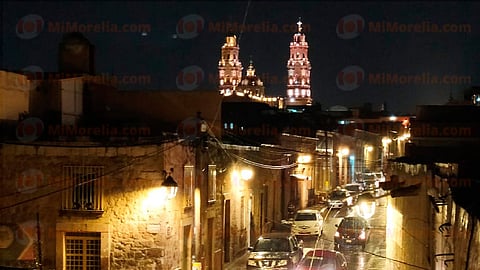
36,212,43,270
192,112,208,270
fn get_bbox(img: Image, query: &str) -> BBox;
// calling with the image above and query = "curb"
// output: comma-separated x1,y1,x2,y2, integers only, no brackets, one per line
224,251,249,270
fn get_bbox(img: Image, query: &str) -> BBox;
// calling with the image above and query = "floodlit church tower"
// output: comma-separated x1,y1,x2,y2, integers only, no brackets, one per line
286,18,312,107
218,33,243,96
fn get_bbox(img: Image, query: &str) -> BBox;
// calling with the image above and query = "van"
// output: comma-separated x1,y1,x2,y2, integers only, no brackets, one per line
291,209,324,237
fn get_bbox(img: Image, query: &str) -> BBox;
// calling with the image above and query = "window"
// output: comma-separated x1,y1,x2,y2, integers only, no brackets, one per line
63,166,104,211
295,213,316,221
184,165,194,207
208,165,216,202
65,232,101,270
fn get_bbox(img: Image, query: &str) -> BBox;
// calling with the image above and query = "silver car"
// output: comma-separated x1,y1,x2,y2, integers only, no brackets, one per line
328,189,352,209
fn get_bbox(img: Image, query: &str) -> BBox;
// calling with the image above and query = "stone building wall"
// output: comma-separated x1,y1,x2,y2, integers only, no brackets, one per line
387,161,480,270
386,162,431,270
0,71,30,120
451,204,480,270
0,142,198,270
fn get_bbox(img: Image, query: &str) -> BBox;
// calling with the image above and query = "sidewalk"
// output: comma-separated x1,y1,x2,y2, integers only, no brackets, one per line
224,251,248,270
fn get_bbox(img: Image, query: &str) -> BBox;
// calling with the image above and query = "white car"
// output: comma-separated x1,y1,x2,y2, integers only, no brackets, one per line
328,189,352,209
291,209,324,237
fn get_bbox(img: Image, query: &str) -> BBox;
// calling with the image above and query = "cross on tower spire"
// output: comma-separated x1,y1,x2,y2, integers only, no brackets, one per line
297,17,303,33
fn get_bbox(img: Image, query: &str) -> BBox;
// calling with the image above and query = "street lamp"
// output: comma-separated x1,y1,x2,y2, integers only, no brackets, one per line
241,168,253,181
338,147,349,186
364,145,373,172
162,168,178,199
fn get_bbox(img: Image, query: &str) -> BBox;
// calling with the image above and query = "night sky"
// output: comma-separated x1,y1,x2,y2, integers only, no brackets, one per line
3,1,479,114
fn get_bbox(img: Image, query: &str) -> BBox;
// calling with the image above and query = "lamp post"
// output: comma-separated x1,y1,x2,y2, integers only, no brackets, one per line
192,112,208,269
338,148,349,186
364,145,373,173
381,137,392,172
162,168,178,199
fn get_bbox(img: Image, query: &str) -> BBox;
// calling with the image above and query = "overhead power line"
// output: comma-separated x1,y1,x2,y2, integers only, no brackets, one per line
0,139,185,211
229,152,297,170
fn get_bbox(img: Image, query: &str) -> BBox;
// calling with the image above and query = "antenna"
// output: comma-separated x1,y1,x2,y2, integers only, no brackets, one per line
238,0,252,44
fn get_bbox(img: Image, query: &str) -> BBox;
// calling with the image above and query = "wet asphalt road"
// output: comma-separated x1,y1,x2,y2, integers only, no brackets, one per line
226,197,392,270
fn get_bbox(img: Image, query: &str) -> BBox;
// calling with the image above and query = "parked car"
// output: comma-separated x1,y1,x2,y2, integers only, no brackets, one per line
358,172,381,192
357,191,376,203
334,216,371,250
247,232,303,269
343,183,364,203
327,188,352,209
291,209,324,238
295,249,348,270
344,183,364,195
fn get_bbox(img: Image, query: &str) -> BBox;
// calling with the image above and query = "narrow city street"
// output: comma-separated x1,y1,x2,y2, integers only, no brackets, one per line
311,197,389,270
227,196,390,270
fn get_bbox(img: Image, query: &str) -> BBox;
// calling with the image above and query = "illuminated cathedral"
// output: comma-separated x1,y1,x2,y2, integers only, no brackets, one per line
218,33,243,96
285,19,312,107
218,18,311,108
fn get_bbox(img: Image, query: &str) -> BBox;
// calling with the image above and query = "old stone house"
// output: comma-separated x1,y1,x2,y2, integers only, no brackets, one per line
0,139,225,269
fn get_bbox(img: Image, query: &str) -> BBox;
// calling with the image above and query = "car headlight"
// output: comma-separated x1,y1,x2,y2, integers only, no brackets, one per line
247,260,257,266
334,231,340,237
359,231,366,240
276,260,288,266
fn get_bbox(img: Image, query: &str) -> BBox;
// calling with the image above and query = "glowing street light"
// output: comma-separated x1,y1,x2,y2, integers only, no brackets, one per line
339,148,349,157
297,154,312,164
162,168,178,199
240,169,253,181
355,200,376,219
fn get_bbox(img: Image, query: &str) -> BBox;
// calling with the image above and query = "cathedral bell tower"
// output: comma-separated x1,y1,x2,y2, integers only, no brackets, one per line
218,33,243,96
286,18,312,107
